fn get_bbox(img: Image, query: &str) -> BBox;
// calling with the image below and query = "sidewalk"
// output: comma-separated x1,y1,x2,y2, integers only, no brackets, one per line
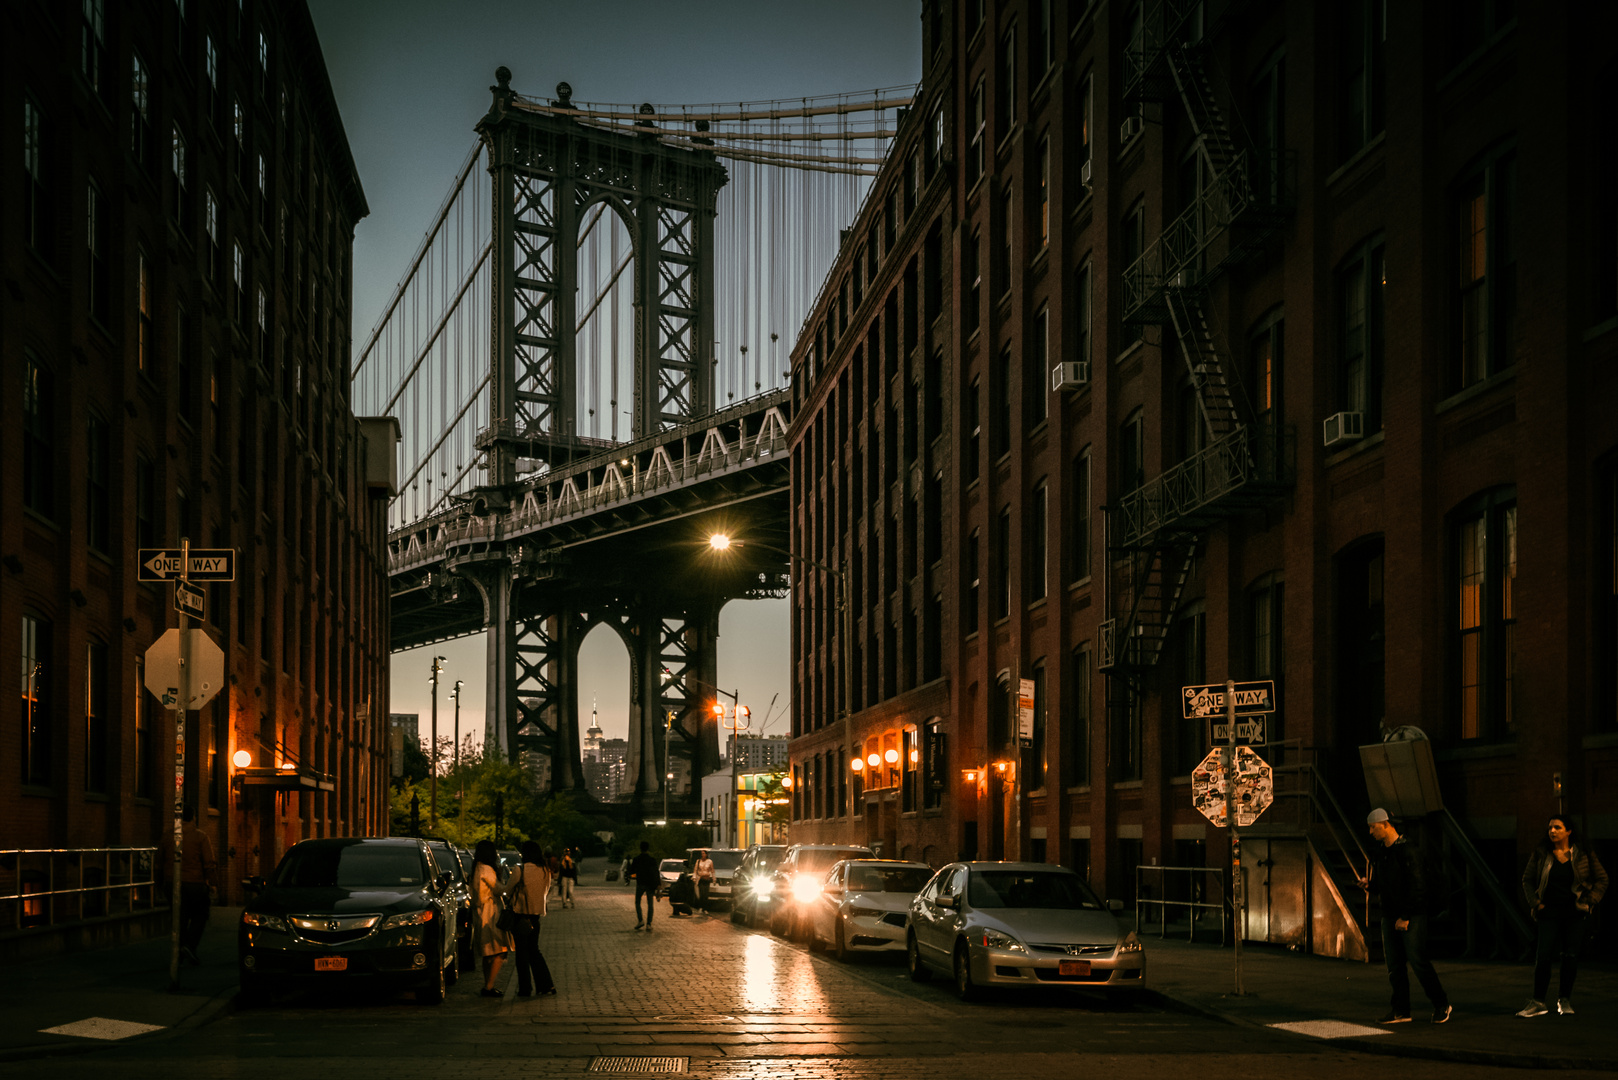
0,906,243,1063
1143,932,1618,1071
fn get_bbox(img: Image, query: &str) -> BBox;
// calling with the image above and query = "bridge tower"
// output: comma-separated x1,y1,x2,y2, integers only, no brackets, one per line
458,70,732,814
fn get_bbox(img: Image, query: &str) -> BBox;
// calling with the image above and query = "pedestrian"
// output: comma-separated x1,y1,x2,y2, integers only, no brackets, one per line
693,849,715,915
548,848,562,896
628,840,660,931
1516,814,1608,1017
508,841,558,997
471,838,515,997
559,848,578,908
160,805,216,966
1357,808,1451,1024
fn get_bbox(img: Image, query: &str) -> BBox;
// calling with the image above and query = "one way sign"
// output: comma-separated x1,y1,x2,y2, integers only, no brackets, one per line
1181,680,1275,719
138,548,236,582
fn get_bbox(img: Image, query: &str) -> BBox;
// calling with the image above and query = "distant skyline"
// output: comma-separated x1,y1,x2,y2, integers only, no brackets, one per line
309,0,922,745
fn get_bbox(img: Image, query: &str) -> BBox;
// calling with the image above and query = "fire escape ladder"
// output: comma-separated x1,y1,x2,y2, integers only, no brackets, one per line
1168,43,1242,185
1109,540,1198,673
1166,287,1250,449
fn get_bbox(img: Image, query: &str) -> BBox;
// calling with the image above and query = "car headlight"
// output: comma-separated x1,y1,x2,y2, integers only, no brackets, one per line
790,876,823,904
1119,930,1144,953
846,905,885,919
753,877,775,898
241,911,288,933
380,909,436,930
979,928,1026,953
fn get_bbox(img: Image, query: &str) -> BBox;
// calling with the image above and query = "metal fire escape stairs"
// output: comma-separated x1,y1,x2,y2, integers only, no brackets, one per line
1100,4,1296,677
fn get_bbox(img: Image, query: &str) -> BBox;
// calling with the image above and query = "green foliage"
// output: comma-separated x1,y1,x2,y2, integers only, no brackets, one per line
394,734,430,787
754,767,792,838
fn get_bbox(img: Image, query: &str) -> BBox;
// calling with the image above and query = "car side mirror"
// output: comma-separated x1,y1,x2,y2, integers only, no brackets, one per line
242,875,265,896
436,872,454,892
1107,899,1124,913
937,894,958,910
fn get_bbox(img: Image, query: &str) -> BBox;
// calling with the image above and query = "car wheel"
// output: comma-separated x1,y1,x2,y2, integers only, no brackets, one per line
953,942,979,1003
907,932,931,982
834,919,850,962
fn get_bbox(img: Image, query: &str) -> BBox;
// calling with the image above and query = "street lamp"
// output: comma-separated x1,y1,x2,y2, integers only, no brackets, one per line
428,655,447,830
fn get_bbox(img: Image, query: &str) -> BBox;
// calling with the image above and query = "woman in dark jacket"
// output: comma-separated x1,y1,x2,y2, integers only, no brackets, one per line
1516,815,1608,1017
508,841,557,996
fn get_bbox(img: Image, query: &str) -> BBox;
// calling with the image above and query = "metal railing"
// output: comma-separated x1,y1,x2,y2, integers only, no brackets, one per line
0,847,161,932
1135,864,1228,944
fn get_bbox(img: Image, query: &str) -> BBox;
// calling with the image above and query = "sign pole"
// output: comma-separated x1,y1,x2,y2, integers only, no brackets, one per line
168,537,192,989
1225,677,1243,996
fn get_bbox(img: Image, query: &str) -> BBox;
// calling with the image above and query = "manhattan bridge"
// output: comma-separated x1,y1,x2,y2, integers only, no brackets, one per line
352,70,909,817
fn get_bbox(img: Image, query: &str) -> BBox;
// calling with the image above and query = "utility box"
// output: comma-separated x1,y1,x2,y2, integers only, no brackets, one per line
1360,738,1444,818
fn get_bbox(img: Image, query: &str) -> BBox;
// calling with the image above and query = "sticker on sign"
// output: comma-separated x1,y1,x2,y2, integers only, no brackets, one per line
1181,680,1275,719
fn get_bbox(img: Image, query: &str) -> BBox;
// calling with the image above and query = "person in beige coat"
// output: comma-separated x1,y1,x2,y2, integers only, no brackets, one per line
471,839,515,997
509,841,557,996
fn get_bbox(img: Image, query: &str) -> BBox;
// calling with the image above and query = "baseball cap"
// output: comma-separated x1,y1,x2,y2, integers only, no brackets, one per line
1366,808,1391,825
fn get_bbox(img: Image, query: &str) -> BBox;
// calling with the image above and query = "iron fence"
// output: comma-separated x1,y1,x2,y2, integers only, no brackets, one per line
0,847,161,932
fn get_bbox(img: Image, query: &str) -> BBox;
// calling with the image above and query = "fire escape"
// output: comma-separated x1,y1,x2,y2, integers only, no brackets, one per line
1099,2,1297,677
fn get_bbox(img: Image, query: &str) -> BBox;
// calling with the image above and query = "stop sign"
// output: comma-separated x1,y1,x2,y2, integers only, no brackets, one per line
143,628,225,710
1190,746,1274,828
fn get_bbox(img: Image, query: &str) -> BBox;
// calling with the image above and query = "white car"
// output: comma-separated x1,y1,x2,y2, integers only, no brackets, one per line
658,858,689,892
805,859,935,960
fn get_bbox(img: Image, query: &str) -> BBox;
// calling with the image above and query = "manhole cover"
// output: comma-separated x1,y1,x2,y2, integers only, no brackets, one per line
588,1057,689,1074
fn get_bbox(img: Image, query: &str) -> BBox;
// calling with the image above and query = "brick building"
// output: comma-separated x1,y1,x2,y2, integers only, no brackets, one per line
785,0,1618,955
2,0,396,935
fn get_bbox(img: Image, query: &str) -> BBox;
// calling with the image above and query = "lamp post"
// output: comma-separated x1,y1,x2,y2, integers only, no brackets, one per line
428,655,447,830
664,709,675,825
451,679,464,839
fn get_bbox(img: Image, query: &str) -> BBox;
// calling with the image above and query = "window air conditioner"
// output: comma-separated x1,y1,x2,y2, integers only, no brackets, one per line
1119,115,1143,144
1080,159,1093,187
1052,361,1091,392
1322,411,1365,448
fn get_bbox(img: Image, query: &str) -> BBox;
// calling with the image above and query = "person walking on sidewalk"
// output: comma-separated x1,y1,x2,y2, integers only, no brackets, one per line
1357,808,1452,1025
508,841,557,997
1516,815,1608,1018
629,841,660,931
161,805,216,966
692,849,715,915
471,839,515,997
558,848,578,908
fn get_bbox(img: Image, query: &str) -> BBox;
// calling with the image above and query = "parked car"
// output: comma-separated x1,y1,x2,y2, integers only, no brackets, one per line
905,861,1144,1002
730,844,787,926
686,847,745,906
421,838,475,967
658,858,690,893
804,859,935,960
238,837,460,1005
766,844,875,939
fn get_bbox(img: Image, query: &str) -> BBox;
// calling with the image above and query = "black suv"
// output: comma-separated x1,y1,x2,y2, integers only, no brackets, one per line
238,837,460,1005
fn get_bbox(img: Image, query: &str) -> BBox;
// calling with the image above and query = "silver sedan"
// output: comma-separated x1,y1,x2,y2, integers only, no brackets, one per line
906,862,1145,1001
805,860,935,960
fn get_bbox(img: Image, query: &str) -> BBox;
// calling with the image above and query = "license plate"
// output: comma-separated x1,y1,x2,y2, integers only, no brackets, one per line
1058,959,1090,977
314,956,347,972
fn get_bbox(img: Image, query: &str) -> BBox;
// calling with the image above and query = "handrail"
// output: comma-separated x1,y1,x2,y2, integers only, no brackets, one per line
1437,809,1535,953
0,847,161,931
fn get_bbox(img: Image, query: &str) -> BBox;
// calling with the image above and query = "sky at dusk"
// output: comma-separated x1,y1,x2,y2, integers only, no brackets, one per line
308,0,923,746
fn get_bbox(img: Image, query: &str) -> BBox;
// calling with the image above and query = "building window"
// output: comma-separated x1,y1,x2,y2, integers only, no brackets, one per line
1030,306,1049,426
1337,539,1387,743
1037,135,1050,248
1338,0,1385,163
901,727,919,812
1174,605,1206,775
1075,259,1093,369
175,0,187,54
966,376,982,483
999,191,1014,298
965,228,982,337
258,154,268,230
1030,661,1047,787
24,92,51,260
85,641,108,794
1338,239,1384,433
1251,49,1286,201
172,124,187,226
993,348,1012,459
134,456,157,548
1249,309,1283,432
1076,74,1092,178
966,528,981,636
22,615,51,786
1455,150,1517,391
131,52,151,166
1249,574,1285,744
1065,645,1090,786
1071,449,1091,581
233,243,244,323
257,287,269,365
1119,410,1145,496
996,22,1017,140
1448,0,1515,69
87,181,109,326
22,355,54,517
1122,200,1145,345
87,414,110,553
994,507,1012,621
1454,489,1517,741
1029,482,1048,603
969,76,986,184
1031,0,1052,81
205,189,220,284
1110,680,1143,782
81,0,105,98
233,97,245,180
205,35,218,125
991,675,1011,751
138,252,153,373
258,29,269,95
